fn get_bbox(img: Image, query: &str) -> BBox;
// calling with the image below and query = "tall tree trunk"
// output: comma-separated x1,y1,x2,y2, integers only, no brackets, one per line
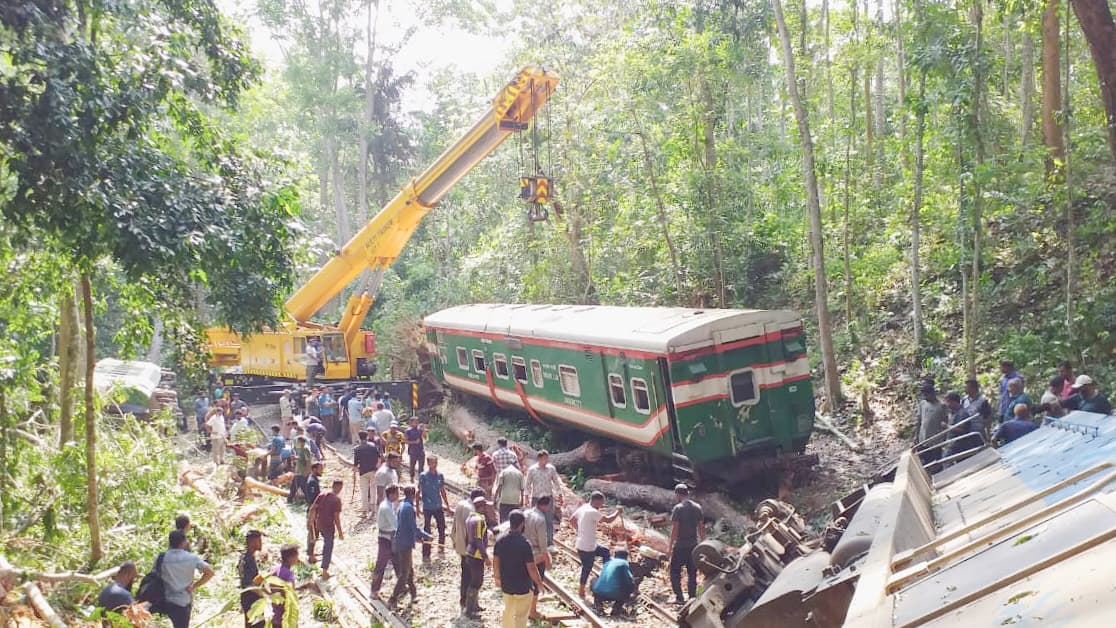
700,77,726,306
1021,28,1036,146
634,123,685,298
358,0,379,224
844,64,856,331
58,280,80,446
874,0,886,141
1064,0,1077,340
1042,0,1066,174
966,0,986,381
81,272,102,563
895,0,908,169
911,70,927,352
773,0,844,408
552,201,597,304
825,0,835,123
1069,0,1116,168
146,316,163,364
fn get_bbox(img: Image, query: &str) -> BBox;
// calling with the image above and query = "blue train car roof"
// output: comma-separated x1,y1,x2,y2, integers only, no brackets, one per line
423,303,801,355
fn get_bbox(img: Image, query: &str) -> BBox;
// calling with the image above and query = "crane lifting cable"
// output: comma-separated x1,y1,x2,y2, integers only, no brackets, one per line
519,73,555,223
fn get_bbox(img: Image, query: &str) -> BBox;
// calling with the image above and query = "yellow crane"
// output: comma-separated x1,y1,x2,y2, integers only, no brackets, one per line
206,65,558,387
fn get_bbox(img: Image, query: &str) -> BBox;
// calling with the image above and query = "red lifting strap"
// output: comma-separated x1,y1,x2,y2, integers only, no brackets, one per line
514,380,550,427
485,369,506,409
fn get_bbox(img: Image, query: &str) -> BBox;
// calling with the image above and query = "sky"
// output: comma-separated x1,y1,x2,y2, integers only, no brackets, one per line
218,0,514,111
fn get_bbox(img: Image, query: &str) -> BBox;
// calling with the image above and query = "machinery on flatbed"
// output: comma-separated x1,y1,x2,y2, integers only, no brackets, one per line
205,66,558,390
680,409,1116,627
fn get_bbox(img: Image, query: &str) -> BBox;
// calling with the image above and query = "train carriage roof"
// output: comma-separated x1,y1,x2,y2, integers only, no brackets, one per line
423,303,801,355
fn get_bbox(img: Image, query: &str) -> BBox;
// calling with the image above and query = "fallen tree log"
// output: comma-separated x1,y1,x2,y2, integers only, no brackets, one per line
447,405,601,470
22,581,65,628
244,477,289,497
584,479,752,530
0,566,119,587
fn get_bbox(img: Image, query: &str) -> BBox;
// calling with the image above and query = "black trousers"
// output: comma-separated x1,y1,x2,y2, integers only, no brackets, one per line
422,508,446,558
670,545,698,599
164,602,191,628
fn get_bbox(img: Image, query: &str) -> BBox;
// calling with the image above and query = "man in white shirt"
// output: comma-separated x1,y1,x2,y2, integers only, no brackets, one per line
205,408,227,465
370,484,400,596
372,402,395,436
347,391,364,446
570,491,622,599
374,455,399,506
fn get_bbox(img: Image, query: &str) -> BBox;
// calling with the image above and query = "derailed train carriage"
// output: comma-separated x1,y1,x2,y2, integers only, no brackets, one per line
423,303,816,483
681,409,1116,628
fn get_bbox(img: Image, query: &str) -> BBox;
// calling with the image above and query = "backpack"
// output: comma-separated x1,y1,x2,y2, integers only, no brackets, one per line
136,552,167,612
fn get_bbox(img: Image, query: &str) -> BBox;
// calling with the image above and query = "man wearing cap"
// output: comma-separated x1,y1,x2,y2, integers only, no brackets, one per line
389,485,432,606
668,484,704,604
375,454,400,506
382,422,406,473
570,491,622,600
525,451,564,546
1065,375,1113,415
1040,391,1067,419
463,494,491,619
353,431,381,516
453,488,487,613
591,549,635,617
370,484,400,596
993,404,1039,445
237,530,264,627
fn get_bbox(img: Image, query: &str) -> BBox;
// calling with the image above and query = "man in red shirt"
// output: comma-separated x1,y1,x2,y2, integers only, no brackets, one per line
309,479,345,579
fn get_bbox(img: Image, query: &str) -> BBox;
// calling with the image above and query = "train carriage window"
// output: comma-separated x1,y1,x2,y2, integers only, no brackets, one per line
559,365,581,397
631,378,651,414
456,347,469,371
493,354,509,379
530,360,544,388
729,369,759,406
472,350,487,374
608,373,627,407
512,357,528,384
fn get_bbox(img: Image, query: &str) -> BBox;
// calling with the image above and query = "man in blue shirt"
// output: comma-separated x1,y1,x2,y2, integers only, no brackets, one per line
389,485,432,606
417,455,450,560
1000,377,1031,424
97,561,138,612
998,360,1024,420
266,425,285,480
160,530,214,628
993,404,1039,445
591,550,636,617
193,393,209,433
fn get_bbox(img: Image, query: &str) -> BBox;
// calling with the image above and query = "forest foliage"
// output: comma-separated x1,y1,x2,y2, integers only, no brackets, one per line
1,0,1116,614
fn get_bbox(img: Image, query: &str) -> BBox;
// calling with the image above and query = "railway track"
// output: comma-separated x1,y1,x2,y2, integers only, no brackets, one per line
440,476,679,626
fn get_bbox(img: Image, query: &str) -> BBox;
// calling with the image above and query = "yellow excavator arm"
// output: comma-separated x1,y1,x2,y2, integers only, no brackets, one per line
285,65,559,324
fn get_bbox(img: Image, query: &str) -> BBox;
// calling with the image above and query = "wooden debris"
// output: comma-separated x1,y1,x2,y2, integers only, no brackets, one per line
21,582,64,628
584,479,753,531
245,477,289,497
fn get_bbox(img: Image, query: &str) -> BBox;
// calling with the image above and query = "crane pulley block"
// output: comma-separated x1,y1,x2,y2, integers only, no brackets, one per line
519,175,552,205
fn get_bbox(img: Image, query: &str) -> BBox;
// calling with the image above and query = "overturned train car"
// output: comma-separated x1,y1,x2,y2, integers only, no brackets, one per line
682,409,1116,628
424,304,815,482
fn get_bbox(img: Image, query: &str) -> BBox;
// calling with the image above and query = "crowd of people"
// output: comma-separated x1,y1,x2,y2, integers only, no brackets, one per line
107,379,708,628
915,360,1112,465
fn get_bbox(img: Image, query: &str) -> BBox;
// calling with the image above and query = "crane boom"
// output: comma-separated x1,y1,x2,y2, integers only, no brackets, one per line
285,65,559,324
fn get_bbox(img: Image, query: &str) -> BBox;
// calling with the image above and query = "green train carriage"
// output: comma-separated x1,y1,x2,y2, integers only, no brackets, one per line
423,304,815,482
